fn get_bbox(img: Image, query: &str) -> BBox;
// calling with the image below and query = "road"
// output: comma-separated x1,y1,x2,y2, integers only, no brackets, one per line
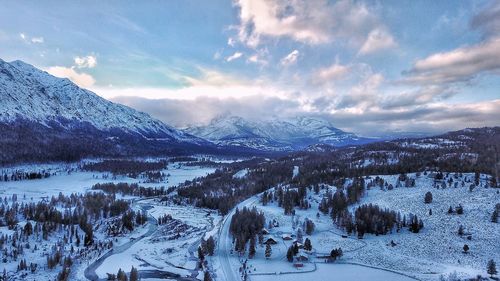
216,195,260,281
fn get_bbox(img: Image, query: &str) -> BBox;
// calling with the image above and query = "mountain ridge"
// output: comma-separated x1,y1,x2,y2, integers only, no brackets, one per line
184,115,376,151
0,58,219,164
0,59,202,143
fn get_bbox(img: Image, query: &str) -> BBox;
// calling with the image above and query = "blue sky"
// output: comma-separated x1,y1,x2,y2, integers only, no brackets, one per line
0,0,499,134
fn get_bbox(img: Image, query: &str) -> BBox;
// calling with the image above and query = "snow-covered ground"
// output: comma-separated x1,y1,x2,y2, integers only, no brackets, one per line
215,172,499,281
0,160,218,281
94,199,221,279
0,161,215,203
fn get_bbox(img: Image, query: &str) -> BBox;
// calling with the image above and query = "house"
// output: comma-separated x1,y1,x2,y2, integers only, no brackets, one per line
261,228,269,235
282,234,293,240
293,241,304,249
265,238,277,245
296,254,309,262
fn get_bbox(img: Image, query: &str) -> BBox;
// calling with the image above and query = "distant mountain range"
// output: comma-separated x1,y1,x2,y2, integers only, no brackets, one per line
184,115,376,151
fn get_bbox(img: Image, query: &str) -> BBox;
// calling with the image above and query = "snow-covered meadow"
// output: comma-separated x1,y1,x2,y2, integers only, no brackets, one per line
224,172,499,281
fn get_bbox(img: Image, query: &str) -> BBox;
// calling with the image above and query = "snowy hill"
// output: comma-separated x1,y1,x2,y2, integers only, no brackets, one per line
184,115,374,151
0,59,211,163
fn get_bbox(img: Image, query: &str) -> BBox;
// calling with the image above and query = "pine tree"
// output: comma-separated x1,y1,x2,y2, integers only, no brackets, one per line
492,209,498,223
463,244,469,253
304,238,312,251
424,192,433,203
265,243,272,259
130,266,138,281
117,268,127,281
458,225,464,236
198,246,205,261
248,237,256,259
204,271,212,281
487,259,497,277
286,246,294,262
206,236,215,256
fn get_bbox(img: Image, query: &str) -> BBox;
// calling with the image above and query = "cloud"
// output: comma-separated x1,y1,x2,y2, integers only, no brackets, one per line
91,67,288,101
280,50,299,66
19,33,44,44
333,73,383,110
247,48,269,66
31,37,44,43
402,37,500,85
108,93,500,136
225,52,243,62
74,55,97,68
110,95,300,127
314,62,350,84
46,66,95,88
470,1,500,38
233,0,395,51
359,28,396,55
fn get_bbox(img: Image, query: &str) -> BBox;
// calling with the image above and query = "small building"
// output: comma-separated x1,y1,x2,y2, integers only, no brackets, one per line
265,238,278,245
282,234,293,240
293,241,304,249
261,228,269,235
296,254,309,262
293,263,304,268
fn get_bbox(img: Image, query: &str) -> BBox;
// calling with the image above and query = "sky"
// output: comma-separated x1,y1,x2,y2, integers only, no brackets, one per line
0,0,499,135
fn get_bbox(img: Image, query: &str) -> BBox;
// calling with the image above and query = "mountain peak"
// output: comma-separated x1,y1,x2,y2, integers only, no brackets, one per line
184,115,371,151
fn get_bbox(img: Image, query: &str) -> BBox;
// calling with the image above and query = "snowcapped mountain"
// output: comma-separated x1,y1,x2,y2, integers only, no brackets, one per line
0,59,210,163
0,59,200,142
184,115,374,151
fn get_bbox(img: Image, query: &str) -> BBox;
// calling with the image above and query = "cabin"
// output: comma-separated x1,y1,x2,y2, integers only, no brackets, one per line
265,238,278,245
282,234,293,240
296,254,309,262
293,241,304,249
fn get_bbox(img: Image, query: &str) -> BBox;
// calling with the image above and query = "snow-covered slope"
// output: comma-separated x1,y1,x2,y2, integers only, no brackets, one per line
184,115,374,151
0,58,199,142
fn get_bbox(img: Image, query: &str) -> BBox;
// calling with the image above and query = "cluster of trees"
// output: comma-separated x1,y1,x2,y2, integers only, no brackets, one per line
92,182,169,197
229,207,265,257
274,186,311,215
178,159,293,214
286,243,300,262
157,214,173,225
200,236,216,256
0,171,50,182
354,204,399,236
106,266,139,281
82,159,167,177
330,248,343,261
